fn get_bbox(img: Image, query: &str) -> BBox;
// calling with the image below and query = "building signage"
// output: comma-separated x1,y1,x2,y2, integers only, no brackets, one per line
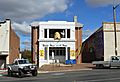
70,50,75,59
39,50,44,59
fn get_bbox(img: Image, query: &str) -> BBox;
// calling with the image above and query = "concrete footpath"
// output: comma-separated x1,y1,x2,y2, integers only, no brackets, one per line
0,70,7,76
0,63,94,76
38,63,94,73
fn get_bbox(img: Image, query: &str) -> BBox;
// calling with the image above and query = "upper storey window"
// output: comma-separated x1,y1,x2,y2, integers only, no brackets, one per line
44,29,70,39
67,29,70,38
44,29,47,38
49,29,65,38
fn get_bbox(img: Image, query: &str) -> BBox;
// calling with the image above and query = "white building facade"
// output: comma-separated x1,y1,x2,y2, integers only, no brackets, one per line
38,21,76,66
0,19,20,69
103,22,120,61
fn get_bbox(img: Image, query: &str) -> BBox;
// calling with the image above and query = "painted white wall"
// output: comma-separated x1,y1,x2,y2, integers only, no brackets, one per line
38,21,76,65
103,23,120,61
0,20,10,54
0,20,10,64
39,21,75,39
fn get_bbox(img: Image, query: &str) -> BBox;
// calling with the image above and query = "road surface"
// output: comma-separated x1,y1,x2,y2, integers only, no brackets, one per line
0,68,120,82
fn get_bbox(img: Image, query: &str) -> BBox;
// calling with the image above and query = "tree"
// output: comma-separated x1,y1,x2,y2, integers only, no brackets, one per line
21,49,32,62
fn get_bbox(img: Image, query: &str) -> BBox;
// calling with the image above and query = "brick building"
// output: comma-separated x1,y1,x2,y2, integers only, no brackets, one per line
82,22,120,63
0,19,20,68
31,16,83,67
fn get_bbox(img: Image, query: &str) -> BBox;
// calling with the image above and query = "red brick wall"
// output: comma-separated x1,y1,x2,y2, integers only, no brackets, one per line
75,27,82,64
31,27,39,64
9,27,20,64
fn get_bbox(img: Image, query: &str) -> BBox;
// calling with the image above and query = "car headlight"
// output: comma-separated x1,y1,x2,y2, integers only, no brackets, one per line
33,66,36,68
23,66,28,69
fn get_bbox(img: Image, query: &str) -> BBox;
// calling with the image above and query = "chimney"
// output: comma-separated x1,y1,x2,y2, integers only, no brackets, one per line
74,16,77,23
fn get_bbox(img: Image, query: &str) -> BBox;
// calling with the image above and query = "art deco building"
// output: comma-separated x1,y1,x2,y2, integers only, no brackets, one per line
31,17,83,67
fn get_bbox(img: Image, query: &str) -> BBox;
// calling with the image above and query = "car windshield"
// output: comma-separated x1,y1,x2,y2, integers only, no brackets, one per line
18,60,30,64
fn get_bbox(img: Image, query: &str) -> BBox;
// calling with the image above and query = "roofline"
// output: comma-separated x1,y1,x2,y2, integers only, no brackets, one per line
102,22,120,24
82,26,103,43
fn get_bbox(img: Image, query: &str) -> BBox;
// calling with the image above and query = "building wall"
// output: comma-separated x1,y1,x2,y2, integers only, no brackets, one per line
39,21,75,39
82,22,120,63
0,19,20,68
9,27,20,64
103,22,120,61
0,20,10,67
82,27,104,63
0,20,10,53
75,27,82,64
31,20,83,67
37,21,77,66
31,27,39,64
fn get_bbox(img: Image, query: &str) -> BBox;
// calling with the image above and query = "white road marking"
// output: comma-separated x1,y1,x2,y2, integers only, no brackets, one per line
51,73,65,75
76,77,120,82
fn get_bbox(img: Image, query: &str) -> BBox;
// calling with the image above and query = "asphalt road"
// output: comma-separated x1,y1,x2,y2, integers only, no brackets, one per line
1,68,120,82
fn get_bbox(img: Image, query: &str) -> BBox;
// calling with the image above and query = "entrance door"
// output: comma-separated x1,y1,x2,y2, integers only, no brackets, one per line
49,47,66,63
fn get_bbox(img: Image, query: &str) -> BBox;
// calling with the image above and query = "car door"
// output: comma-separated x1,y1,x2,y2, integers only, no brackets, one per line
12,61,19,72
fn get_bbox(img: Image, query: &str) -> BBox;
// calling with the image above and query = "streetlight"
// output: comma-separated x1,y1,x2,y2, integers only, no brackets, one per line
113,4,120,56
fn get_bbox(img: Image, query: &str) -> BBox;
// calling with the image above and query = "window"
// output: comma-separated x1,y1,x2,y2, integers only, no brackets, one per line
49,47,66,56
18,60,29,64
49,29,65,38
45,47,47,60
14,61,18,65
112,57,119,60
44,29,47,38
67,47,70,60
45,29,70,38
67,29,70,38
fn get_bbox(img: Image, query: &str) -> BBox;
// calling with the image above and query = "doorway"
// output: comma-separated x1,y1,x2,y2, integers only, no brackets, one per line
49,47,66,63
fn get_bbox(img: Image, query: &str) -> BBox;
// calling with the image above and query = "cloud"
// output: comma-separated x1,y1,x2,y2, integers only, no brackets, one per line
21,39,31,50
0,0,70,22
0,0,72,36
12,22,31,35
22,41,30,46
82,28,98,42
85,0,120,7
82,29,93,38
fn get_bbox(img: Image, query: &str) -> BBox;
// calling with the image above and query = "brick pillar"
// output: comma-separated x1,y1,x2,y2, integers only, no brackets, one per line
75,27,82,64
31,26,39,66
74,16,83,64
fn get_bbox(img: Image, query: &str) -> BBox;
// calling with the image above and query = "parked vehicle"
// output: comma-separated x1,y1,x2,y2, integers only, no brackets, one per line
92,56,120,68
7,58,37,77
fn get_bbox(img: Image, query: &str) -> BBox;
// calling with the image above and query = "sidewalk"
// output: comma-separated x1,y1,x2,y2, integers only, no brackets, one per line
0,63,94,75
38,63,94,73
0,70,7,76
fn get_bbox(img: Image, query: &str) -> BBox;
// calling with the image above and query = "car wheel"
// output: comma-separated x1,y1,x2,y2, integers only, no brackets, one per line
96,64,99,68
8,68,12,77
99,64,104,68
32,70,37,76
18,69,23,78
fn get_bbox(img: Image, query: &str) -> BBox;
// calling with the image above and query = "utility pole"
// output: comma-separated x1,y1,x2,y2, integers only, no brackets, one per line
113,4,119,56
113,6,117,56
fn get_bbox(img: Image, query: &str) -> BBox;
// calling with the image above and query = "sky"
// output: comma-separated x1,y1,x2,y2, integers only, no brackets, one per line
0,0,120,51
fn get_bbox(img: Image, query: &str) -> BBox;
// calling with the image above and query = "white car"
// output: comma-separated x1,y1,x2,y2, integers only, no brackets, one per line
92,56,120,68
7,59,37,77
